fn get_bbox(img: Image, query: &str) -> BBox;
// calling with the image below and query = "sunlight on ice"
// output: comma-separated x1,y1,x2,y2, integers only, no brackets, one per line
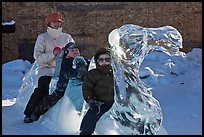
2,98,16,107
14,23,185,135
108,24,183,135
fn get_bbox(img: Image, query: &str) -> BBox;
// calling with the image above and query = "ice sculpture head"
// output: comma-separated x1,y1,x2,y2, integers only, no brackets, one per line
109,24,183,65
108,28,126,62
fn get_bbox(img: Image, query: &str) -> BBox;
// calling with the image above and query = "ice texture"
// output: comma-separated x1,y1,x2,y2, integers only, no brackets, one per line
49,50,64,94
16,62,40,108
108,24,182,135
15,24,180,135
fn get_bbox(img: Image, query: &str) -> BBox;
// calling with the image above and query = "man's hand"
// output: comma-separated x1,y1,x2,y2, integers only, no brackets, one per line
87,97,104,114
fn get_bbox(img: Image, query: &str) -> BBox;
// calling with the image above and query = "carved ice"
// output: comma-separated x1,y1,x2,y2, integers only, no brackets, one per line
108,24,182,135
16,24,181,135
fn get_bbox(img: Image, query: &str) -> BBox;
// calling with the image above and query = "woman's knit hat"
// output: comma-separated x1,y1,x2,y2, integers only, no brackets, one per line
46,12,63,25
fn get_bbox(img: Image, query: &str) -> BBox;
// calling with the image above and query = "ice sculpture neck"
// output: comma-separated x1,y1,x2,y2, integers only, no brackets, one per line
108,24,182,134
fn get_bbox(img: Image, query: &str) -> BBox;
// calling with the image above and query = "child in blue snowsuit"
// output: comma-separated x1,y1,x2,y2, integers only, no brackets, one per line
24,42,89,123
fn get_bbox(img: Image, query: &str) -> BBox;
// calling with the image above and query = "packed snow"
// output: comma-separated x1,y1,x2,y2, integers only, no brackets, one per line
2,48,202,135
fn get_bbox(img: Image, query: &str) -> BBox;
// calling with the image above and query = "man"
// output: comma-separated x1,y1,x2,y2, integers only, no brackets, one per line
79,47,114,135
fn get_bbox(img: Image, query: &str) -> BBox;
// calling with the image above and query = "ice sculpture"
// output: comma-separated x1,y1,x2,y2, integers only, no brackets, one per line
108,24,182,135
16,62,40,108
66,56,88,113
49,50,64,94
16,24,181,135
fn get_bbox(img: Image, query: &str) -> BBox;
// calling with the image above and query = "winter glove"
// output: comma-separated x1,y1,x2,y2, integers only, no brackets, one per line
87,97,104,114
53,46,63,56
72,56,87,69
72,56,88,78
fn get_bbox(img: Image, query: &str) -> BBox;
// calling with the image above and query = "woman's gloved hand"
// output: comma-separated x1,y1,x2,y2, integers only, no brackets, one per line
53,46,63,56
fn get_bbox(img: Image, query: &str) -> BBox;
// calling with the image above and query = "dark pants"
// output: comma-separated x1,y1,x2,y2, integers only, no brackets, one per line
24,76,52,116
32,89,64,116
80,103,113,135
31,70,69,116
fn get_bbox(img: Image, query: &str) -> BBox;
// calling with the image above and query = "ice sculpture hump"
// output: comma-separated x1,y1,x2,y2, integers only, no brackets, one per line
108,24,182,135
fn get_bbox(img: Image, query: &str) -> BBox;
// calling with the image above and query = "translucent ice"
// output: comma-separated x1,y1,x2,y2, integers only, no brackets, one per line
15,24,180,135
49,50,64,94
108,24,183,135
16,62,40,108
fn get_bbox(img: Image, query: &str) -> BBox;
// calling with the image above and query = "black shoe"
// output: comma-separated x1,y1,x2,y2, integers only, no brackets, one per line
80,130,92,135
30,113,40,122
24,116,34,123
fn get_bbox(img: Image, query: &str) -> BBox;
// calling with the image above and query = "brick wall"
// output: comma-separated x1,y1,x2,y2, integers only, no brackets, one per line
2,2,202,64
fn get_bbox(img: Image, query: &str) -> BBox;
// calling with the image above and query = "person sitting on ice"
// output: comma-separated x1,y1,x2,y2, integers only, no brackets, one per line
79,47,114,135
23,11,75,123
24,42,89,123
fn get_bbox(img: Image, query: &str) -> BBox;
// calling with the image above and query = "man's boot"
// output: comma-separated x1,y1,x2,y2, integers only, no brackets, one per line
80,130,92,135
24,115,34,123
30,112,41,122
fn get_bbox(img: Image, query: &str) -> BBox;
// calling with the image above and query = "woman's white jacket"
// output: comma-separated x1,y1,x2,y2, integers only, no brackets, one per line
33,32,74,77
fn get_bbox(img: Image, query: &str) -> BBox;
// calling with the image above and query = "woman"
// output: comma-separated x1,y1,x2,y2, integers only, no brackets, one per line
24,11,75,123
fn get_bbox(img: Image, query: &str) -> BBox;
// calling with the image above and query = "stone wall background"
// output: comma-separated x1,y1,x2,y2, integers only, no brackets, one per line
2,2,202,64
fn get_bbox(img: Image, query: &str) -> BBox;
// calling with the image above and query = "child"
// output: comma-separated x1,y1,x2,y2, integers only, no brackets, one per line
79,47,114,135
24,42,89,123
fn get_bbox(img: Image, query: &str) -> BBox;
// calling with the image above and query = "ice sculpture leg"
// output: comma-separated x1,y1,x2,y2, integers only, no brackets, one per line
108,24,183,135
49,50,64,95
16,61,40,109
45,77,87,134
46,95,84,134
64,78,84,113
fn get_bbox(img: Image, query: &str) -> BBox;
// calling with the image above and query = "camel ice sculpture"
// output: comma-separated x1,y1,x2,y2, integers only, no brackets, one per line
16,24,182,135
108,24,182,135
